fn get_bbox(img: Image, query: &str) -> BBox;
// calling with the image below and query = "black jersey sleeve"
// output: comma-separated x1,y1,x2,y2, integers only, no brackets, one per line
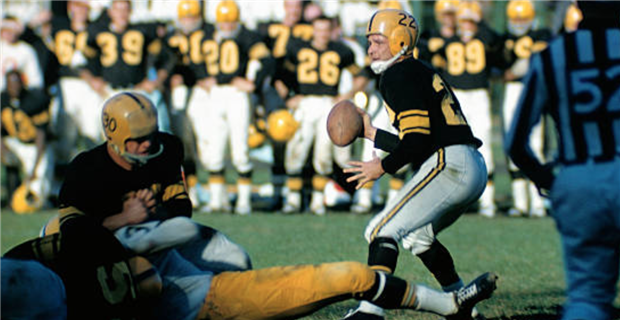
377,60,434,174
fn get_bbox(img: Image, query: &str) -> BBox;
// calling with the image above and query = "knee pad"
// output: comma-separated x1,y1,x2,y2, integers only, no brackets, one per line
368,237,399,274
402,224,435,256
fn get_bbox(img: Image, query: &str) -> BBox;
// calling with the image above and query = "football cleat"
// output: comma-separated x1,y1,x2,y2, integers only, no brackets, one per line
454,272,498,316
341,309,384,320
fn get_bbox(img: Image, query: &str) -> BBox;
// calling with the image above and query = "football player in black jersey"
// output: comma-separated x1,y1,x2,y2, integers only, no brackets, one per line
81,0,174,132
188,0,274,215
343,8,494,320
282,15,365,215
1,70,54,213
164,0,214,209
3,215,160,320
51,0,105,151
54,91,251,276
418,0,460,74
501,0,551,218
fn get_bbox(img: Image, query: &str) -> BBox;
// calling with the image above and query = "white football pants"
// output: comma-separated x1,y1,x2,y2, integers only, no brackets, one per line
285,95,351,176
188,85,252,174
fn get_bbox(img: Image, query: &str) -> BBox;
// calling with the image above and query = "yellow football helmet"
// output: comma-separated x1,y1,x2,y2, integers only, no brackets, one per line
366,9,419,57
11,183,42,214
456,1,482,23
507,0,534,36
216,0,240,23
378,0,402,11
564,3,582,33
102,92,163,165
267,110,299,142
178,0,200,19
434,0,460,16
248,124,266,148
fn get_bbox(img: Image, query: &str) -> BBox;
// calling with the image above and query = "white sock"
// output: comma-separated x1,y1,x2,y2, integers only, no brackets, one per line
357,301,385,316
413,284,457,316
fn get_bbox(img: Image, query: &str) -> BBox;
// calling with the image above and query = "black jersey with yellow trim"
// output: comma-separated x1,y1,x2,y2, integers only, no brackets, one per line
51,17,88,78
502,28,551,80
257,21,313,59
286,39,359,96
200,25,273,86
58,132,191,224
84,22,160,88
441,23,503,90
4,216,141,320
1,89,50,143
165,22,215,85
418,28,450,74
257,21,314,93
375,58,481,174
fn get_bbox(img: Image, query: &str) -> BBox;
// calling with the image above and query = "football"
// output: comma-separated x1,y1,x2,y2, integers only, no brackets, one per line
327,100,363,147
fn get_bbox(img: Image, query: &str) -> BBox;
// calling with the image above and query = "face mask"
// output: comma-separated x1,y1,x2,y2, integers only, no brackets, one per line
458,29,475,42
370,46,407,74
508,21,532,37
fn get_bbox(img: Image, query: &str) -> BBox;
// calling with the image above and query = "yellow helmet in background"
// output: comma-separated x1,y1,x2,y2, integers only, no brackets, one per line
507,0,535,36
267,110,299,142
434,0,460,17
378,0,402,11
456,1,482,23
102,92,162,166
11,183,42,214
216,0,240,23
564,3,583,32
178,0,200,19
366,9,419,57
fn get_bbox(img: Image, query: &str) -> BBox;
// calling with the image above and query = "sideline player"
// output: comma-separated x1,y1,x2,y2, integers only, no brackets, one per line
343,8,490,320
441,1,503,217
1,70,54,212
81,0,173,132
51,0,105,154
501,0,551,217
282,15,365,215
506,2,620,319
188,0,275,215
164,0,214,208
418,0,460,74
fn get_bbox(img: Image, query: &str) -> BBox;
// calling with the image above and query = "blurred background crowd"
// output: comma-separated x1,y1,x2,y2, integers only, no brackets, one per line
0,0,584,216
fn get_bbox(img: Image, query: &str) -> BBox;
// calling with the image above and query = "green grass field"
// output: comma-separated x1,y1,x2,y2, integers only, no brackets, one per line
3,209,619,319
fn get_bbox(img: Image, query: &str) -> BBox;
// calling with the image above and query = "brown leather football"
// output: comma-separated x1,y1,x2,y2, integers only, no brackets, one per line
327,100,363,147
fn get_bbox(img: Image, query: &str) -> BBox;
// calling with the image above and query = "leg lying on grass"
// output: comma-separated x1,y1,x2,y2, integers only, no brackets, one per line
197,261,498,320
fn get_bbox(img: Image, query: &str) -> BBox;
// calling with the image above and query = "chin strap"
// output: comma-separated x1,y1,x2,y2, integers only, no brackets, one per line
123,144,165,167
370,45,408,74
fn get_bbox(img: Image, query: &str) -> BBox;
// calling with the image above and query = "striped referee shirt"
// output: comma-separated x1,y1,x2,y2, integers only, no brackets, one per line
506,25,620,189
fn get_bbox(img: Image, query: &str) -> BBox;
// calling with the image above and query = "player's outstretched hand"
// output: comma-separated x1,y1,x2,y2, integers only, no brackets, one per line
344,151,385,189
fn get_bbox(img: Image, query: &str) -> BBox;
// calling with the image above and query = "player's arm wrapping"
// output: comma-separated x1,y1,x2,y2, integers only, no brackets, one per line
151,134,192,220
376,68,433,174
505,52,554,191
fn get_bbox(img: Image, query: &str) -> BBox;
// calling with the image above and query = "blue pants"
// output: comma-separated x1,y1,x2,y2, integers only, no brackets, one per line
551,160,620,320
1,258,67,320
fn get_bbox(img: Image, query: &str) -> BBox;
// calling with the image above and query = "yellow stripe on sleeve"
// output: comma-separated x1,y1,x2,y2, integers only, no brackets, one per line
397,109,428,121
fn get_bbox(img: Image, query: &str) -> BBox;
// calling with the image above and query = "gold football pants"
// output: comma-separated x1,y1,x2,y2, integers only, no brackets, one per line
197,261,376,320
